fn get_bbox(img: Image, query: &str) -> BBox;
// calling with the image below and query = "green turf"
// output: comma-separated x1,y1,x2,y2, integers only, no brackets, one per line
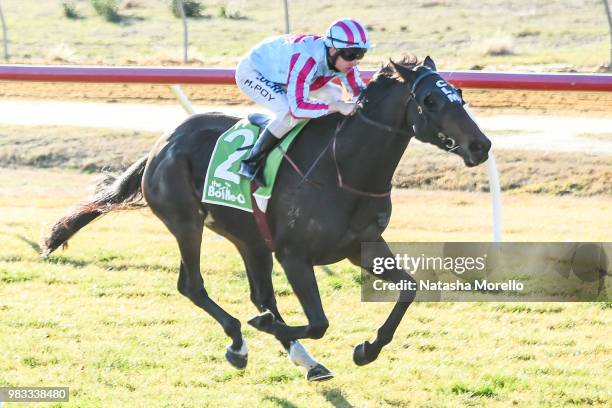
0,167,610,407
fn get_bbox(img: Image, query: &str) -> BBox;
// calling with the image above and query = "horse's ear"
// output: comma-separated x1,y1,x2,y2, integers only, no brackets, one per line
390,59,417,83
423,56,437,71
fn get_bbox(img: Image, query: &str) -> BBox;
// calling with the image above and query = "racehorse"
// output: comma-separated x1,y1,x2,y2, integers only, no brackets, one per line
42,56,491,381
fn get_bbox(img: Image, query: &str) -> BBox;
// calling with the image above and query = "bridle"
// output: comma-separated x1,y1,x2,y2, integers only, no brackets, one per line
408,69,462,153
297,66,464,198
355,68,462,150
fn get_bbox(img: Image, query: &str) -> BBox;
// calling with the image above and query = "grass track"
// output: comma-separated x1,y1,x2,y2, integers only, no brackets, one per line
2,0,609,70
0,167,610,407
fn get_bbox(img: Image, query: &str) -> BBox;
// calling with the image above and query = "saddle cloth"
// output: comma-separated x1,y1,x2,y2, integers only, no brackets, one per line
202,116,307,212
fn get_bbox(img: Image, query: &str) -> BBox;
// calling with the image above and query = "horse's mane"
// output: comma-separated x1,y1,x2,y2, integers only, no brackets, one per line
361,55,419,103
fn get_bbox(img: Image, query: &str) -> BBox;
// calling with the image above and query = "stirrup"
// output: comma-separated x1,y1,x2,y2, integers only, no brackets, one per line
239,161,257,179
237,127,279,186
238,161,267,187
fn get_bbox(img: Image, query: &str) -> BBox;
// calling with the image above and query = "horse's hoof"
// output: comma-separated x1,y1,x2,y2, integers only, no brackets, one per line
225,347,248,369
307,364,334,382
247,310,276,334
353,341,377,366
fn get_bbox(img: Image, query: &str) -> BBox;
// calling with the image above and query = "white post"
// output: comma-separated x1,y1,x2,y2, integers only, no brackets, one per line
603,0,612,68
463,104,503,243
283,0,290,34
176,0,188,63
170,84,196,115
486,150,503,243
0,1,8,61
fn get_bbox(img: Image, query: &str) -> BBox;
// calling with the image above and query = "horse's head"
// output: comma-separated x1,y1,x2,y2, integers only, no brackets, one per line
383,56,491,167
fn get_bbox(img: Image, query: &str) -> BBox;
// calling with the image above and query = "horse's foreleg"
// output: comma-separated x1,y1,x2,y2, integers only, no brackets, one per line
248,256,329,342
236,245,287,344
349,240,416,366
238,245,333,381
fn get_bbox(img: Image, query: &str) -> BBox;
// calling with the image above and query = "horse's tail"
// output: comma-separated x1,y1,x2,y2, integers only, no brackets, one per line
42,154,149,257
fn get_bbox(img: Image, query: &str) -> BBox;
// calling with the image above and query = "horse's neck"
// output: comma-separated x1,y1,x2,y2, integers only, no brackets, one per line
334,100,411,191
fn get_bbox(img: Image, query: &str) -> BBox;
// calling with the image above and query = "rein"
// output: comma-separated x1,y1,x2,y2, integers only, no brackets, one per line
296,84,415,198
298,92,414,198
331,135,391,198
355,110,412,137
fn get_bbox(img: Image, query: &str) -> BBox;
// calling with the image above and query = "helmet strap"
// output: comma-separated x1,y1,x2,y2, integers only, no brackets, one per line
326,46,341,72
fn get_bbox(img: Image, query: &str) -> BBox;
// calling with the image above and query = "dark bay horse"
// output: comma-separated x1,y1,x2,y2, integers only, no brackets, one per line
42,56,491,381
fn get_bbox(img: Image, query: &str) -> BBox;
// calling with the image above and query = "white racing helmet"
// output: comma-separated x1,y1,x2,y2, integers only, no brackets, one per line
324,18,372,49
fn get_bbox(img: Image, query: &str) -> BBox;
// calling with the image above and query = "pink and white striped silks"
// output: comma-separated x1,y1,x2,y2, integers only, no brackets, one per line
239,34,365,121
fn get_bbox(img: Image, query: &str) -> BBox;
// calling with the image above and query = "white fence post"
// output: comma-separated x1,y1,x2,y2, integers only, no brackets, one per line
464,104,504,243
487,151,503,243
603,0,612,68
170,85,196,115
177,0,188,63
0,1,9,61
283,0,290,34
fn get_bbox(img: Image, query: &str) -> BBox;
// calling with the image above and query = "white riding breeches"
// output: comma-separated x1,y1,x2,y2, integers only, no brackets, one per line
235,57,343,138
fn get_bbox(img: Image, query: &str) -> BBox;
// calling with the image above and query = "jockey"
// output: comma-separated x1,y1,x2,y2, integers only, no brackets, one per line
235,18,372,186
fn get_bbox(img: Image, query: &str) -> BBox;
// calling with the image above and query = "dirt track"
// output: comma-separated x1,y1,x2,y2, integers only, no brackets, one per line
2,81,612,116
1,81,610,197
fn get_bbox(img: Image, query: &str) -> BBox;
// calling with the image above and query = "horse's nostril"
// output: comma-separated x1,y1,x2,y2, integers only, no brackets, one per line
469,141,483,152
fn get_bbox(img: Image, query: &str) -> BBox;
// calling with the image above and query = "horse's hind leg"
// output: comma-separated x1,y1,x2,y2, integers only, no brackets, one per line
146,157,246,369
237,244,333,381
174,222,247,369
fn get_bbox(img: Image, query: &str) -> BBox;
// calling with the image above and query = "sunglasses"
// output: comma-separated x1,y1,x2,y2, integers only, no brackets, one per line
338,48,367,61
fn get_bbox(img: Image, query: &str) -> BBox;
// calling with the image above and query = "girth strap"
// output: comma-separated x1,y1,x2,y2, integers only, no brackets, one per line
250,181,275,252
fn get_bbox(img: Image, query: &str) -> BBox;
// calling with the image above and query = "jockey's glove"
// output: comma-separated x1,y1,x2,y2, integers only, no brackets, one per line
329,101,357,116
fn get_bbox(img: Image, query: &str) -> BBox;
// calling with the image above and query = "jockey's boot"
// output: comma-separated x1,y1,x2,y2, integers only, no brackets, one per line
239,128,281,187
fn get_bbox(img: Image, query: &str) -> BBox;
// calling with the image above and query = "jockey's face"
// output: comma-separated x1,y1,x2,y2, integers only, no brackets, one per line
329,47,362,73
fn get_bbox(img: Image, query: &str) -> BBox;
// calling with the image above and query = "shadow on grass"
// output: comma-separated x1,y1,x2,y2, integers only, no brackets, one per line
39,248,175,273
99,261,177,274
44,254,89,268
262,396,299,408
319,266,336,276
117,15,147,26
322,388,354,408
14,234,41,254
